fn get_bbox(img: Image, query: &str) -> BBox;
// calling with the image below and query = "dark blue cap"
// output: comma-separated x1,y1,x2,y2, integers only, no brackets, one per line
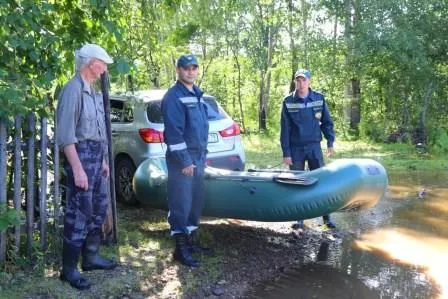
295,68,311,79
177,54,199,68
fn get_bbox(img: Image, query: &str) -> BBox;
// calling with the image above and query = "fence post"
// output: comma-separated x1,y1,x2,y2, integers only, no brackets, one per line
26,114,36,257
13,115,22,251
53,116,61,248
0,119,7,264
101,72,118,243
39,116,48,251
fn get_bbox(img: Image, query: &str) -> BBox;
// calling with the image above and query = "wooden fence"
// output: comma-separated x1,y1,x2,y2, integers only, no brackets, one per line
0,74,118,266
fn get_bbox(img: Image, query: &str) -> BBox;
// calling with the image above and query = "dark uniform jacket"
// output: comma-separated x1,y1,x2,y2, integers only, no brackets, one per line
280,88,335,158
161,81,209,168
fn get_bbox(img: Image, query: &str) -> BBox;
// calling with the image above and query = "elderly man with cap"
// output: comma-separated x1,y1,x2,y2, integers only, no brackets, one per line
280,68,337,230
56,43,117,290
161,54,212,267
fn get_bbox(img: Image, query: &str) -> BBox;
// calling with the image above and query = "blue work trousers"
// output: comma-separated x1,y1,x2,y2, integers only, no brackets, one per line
290,143,330,222
289,143,324,171
63,140,109,248
166,151,206,235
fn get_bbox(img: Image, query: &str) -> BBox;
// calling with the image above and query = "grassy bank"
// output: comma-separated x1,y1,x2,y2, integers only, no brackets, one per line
243,134,448,171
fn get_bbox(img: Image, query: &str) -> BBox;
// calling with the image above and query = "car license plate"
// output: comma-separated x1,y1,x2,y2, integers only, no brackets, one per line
208,133,218,143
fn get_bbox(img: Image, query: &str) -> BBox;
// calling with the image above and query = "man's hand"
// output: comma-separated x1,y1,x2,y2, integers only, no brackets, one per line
326,147,335,157
182,164,196,176
63,144,89,191
283,157,293,166
102,159,110,178
73,167,89,191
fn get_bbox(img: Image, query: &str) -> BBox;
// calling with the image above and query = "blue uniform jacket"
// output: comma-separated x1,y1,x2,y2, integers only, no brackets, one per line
162,81,209,168
280,88,335,157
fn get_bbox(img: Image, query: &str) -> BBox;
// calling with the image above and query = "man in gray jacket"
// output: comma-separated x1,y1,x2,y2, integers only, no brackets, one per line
56,44,117,290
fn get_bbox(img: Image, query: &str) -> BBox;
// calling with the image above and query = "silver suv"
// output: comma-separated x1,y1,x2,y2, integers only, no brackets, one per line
110,90,245,204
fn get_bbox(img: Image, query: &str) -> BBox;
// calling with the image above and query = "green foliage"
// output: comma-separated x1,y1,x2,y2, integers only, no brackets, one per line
2,0,447,135
429,127,448,154
1,0,127,117
358,117,384,142
0,204,20,233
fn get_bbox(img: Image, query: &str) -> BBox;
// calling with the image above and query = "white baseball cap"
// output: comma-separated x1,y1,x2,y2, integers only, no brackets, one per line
78,43,113,64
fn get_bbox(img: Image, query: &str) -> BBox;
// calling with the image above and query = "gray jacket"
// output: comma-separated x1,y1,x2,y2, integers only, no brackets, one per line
56,74,108,159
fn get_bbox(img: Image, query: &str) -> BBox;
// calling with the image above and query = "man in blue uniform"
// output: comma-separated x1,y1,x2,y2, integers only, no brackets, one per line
162,54,211,267
56,44,117,290
280,69,336,230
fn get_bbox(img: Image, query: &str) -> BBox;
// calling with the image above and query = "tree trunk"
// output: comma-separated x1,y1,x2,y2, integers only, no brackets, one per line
418,81,436,144
259,71,267,131
301,0,309,68
349,79,361,128
233,53,246,132
288,0,298,92
127,75,134,92
344,0,361,132
259,24,274,131
331,15,338,93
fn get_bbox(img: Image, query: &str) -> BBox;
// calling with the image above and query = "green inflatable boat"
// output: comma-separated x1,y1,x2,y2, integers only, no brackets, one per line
133,158,388,221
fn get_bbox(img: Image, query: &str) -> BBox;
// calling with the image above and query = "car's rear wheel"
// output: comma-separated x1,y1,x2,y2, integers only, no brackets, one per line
115,157,138,205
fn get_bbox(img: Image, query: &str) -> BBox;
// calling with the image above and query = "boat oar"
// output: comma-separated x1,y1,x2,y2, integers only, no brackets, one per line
273,174,318,186
247,168,306,174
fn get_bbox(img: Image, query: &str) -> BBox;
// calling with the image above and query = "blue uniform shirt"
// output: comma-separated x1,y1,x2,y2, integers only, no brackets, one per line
162,81,209,167
280,88,335,157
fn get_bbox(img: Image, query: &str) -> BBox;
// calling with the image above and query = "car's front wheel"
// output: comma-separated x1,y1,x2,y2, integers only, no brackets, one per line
115,157,138,205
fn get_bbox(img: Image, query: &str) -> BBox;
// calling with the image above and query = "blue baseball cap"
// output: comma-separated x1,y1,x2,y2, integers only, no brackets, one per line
176,54,199,68
295,68,311,79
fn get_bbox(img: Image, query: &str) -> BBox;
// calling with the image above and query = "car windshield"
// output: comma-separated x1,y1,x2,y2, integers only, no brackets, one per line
146,97,227,123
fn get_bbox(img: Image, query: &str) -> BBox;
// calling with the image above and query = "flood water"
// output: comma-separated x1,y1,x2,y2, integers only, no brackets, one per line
248,170,448,299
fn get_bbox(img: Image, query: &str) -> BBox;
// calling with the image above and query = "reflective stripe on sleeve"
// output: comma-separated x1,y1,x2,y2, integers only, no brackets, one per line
179,97,204,104
286,100,323,110
169,142,187,151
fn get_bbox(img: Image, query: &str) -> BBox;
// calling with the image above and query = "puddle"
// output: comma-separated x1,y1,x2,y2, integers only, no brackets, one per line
248,170,448,299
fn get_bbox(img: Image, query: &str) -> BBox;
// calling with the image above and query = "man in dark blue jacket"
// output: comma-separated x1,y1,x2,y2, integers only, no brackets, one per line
162,54,211,267
280,69,336,230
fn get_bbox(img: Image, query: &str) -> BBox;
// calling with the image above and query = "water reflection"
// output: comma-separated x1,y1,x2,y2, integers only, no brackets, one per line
356,228,447,298
249,170,448,299
250,240,380,299
356,175,448,299
316,241,330,263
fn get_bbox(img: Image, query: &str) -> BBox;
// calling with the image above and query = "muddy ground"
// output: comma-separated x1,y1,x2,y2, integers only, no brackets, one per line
1,204,344,299
91,205,342,299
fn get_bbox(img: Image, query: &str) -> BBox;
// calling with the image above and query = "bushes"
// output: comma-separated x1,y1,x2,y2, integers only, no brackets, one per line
358,118,384,142
429,127,448,154
0,204,20,233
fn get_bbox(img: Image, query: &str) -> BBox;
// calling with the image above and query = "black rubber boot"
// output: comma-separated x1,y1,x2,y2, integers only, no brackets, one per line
188,231,213,255
81,232,117,271
173,233,200,267
60,242,91,290
323,215,336,229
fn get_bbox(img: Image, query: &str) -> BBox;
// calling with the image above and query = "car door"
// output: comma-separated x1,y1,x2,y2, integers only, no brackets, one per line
110,98,140,164
205,97,235,153
110,98,125,157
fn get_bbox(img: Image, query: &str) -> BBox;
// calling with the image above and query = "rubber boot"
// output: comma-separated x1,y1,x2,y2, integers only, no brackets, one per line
173,233,200,267
81,232,117,271
187,231,213,255
60,242,91,290
323,215,336,229
291,220,305,230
